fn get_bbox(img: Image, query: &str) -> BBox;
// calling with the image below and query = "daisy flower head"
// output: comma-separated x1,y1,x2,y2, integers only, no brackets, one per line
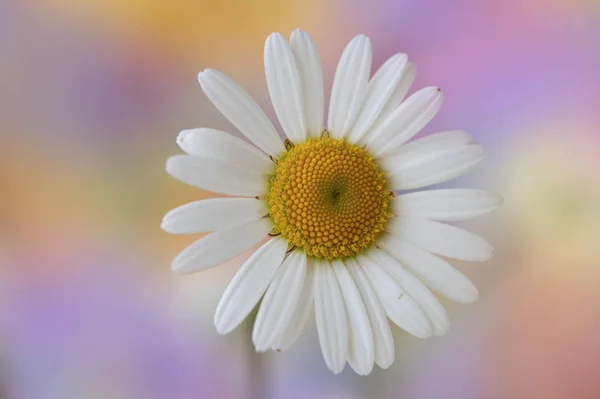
163,29,501,375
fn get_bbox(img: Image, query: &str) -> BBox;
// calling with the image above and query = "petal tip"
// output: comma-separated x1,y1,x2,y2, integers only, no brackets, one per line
420,86,442,96
214,324,229,336
349,34,366,45
160,218,171,233
252,338,269,353
290,28,306,38
165,156,176,172
494,194,505,207
176,129,194,146
170,252,196,275
330,364,345,374
165,155,182,176
478,250,494,262
170,260,185,274
214,317,234,335
434,328,449,337
362,35,372,48
377,359,394,370
468,289,480,303
198,68,218,83
392,52,409,63
266,32,284,48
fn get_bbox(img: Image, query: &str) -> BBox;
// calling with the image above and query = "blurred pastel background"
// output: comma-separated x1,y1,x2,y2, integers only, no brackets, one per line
2,0,600,398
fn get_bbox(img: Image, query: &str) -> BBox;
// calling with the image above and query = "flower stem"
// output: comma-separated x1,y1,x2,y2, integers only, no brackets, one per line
244,308,268,399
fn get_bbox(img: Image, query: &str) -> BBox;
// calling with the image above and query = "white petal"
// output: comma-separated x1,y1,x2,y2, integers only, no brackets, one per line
327,35,372,139
379,235,479,304
386,145,485,191
366,87,443,158
272,259,315,352
387,217,494,262
345,258,395,369
392,189,502,221
379,130,476,189
162,198,267,234
386,130,473,159
357,255,433,339
346,53,408,145
198,69,285,157
372,62,416,129
176,128,273,174
290,29,324,138
381,130,473,173
171,218,272,274
367,249,450,336
264,33,307,144
214,237,287,334
166,155,267,197
253,251,307,352
314,259,348,374
332,259,374,376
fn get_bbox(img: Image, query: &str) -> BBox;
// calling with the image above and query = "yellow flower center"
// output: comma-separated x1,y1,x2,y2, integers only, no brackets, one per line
266,136,390,259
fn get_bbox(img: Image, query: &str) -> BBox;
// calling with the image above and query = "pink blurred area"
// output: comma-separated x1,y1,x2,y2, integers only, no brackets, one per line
1,0,600,398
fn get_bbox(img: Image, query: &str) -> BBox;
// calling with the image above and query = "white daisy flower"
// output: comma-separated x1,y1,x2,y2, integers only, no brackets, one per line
163,29,501,375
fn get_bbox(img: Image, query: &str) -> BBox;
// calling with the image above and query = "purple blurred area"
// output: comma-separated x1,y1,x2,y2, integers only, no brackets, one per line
1,0,600,398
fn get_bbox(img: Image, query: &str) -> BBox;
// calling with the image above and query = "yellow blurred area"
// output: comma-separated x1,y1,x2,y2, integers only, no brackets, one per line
502,124,600,265
29,0,330,62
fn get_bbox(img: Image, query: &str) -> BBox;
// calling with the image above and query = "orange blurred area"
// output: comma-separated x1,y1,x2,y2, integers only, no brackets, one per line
27,0,331,63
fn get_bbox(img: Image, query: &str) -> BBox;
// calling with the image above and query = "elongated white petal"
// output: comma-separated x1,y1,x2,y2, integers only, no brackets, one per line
176,128,273,174
198,69,285,157
162,198,267,234
392,189,502,221
380,130,477,189
272,259,315,352
328,35,372,139
172,218,272,274
214,237,287,334
346,53,408,145
386,130,472,159
290,29,324,138
367,87,443,158
314,260,348,374
371,62,416,129
265,33,307,144
387,217,494,262
253,251,307,352
166,155,267,197
332,259,374,376
367,249,450,336
357,255,433,338
386,145,485,191
379,235,479,303
345,258,394,369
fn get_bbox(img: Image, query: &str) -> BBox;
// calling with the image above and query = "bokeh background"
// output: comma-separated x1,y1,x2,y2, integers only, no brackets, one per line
2,0,600,398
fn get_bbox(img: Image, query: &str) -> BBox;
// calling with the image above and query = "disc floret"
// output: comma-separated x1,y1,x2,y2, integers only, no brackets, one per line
266,137,389,259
